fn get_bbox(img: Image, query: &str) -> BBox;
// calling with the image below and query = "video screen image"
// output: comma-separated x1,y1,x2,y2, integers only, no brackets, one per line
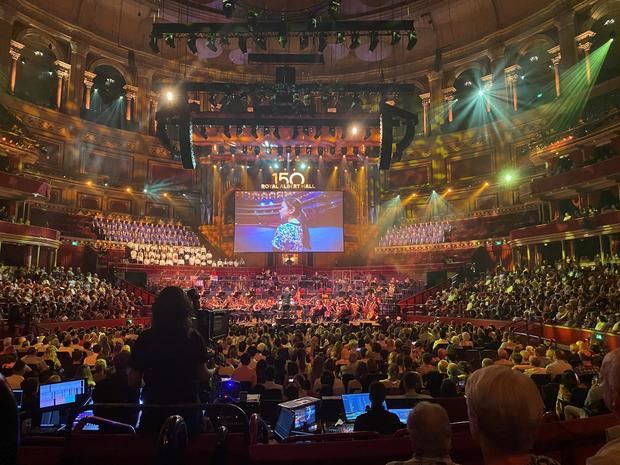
234,191,344,253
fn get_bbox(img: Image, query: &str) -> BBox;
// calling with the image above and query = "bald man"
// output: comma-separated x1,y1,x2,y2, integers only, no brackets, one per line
386,401,456,465
587,348,620,465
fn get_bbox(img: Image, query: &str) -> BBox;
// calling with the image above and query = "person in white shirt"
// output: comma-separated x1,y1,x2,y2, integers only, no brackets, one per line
545,350,573,377
587,348,620,465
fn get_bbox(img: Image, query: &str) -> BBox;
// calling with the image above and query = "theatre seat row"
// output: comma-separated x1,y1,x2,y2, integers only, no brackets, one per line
18,414,619,465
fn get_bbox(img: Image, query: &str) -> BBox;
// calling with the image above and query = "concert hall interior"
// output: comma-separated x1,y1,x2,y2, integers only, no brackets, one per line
2,1,620,465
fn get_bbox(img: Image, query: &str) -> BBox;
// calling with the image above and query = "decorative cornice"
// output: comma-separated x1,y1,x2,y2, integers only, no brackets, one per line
9,40,24,60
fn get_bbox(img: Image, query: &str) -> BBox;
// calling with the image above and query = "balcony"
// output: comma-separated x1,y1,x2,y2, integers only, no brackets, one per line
510,210,620,244
528,156,620,200
0,220,60,247
0,171,50,200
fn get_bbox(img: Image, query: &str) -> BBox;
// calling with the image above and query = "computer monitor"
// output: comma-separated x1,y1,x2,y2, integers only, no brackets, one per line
39,379,85,410
292,403,318,433
388,408,411,424
342,393,387,422
12,389,23,409
274,407,295,442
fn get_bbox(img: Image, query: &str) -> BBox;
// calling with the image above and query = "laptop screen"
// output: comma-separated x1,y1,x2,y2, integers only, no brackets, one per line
39,379,85,409
342,393,387,422
388,408,411,424
274,408,295,441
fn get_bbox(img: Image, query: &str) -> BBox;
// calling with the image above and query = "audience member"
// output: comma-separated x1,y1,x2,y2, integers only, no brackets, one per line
354,381,403,434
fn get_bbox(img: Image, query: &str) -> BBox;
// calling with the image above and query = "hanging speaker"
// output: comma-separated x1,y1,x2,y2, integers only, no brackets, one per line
379,113,393,170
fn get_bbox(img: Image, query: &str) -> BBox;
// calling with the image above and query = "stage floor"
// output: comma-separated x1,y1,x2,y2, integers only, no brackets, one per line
237,318,380,327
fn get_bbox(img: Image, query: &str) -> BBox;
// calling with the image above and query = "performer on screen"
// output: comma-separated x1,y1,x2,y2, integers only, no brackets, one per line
272,197,309,252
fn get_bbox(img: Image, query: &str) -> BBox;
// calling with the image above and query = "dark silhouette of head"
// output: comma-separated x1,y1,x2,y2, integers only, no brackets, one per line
151,286,193,333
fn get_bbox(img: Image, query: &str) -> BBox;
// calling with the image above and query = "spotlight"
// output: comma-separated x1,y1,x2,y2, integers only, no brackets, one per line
350,32,361,49
165,34,175,48
318,33,328,52
292,127,300,139
163,192,169,198
255,35,267,51
273,162,280,169
300,162,307,170
464,80,473,87
236,125,244,136
391,31,401,45
143,188,148,193
300,34,309,50
239,36,248,53
484,181,489,187
86,180,93,187
314,126,322,139
220,34,230,46
149,34,161,53
223,125,231,138
329,127,336,137
126,187,132,193
274,127,281,139
328,0,341,17
222,0,235,18
186,34,198,54
604,18,615,26
303,127,309,137
351,126,359,135
251,126,258,138
263,127,270,136
308,17,318,30
477,89,485,97
364,127,372,140
369,31,379,51
406,30,417,50
336,32,345,44
165,90,174,102
278,32,288,48
206,35,218,52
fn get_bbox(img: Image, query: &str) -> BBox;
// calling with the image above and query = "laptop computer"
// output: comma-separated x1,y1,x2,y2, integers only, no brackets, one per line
341,393,387,422
388,408,411,424
273,407,295,442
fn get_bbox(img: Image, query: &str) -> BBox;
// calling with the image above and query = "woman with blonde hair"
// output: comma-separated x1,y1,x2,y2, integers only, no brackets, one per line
43,345,61,370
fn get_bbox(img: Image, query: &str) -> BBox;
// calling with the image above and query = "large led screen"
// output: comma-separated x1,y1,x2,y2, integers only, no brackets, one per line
234,191,344,253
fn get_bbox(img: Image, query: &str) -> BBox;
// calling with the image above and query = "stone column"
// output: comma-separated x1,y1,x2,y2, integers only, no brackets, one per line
442,87,456,123
576,31,596,84
481,74,492,112
0,5,16,91
8,40,23,94
53,60,71,111
420,92,431,136
504,65,521,112
548,45,562,97
136,73,152,133
556,10,578,71
67,41,89,115
427,70,444,130
123,84,138,121
148,91,159,135
83,71,96,110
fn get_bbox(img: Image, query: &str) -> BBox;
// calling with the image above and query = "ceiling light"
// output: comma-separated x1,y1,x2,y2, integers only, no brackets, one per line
222,0,235,18
406,30,417,50
187,34,198,55
464,80,472,87
164,34,175,48
604,18,615,26
391,31,401,45
350,32,361,49
530,55,539,62
369,31,379,51
318,33,328,52
239,36,247,53
34,50,43,56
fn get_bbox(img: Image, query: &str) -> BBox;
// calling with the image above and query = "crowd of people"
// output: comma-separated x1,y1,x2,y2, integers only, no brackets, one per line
378,221,452,248
0,267,141,328
419,261,620,333
92,215,200,247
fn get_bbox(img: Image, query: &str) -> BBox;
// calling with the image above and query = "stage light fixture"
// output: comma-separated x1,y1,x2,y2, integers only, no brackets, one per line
223,125,231,138
278,32,288,48
263,127,270,136
273,127,281,139
300,34,309,50
314,126,322,139
165,90,174,102
391,31,401,45
223,0,235,18
318,33,328,52
300,162,307,170
255,35,267,51
239,36,248,53
351,126,359,136
251,126,258,138
329,127,336,137
236,125,244,136
369,31,379,51
273,162,280,169
406,30,417,50
149,34,160,53
126,187,132,193
328,0,341,17
336,32,345,44
350,32,361,49
292,127,300,139
464,80,472,87
364,127,372,140
165,34,175,48
295,146,301,156
206,35,218,52
143,188,148,193
604,18,615,26
187,34,199,54
477,89,485,97
219,34,230,46
303,127,309,136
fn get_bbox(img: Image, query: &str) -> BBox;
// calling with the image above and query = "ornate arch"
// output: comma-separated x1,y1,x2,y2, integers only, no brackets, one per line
87,58,134,85
448,62,489,88
584,0,620,30
516,33,556,60
13,27,64,62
